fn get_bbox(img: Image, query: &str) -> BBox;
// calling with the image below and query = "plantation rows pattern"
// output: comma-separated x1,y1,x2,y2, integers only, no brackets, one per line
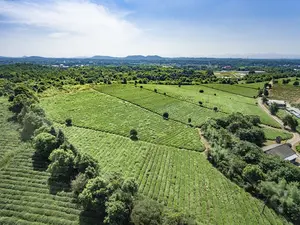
41,90,203,151
60,124,289,225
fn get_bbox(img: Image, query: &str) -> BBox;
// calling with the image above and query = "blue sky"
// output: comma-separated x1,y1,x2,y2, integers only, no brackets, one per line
0,0,299,57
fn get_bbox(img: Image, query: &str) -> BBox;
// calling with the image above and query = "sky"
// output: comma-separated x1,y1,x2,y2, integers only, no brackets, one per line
0,0,300,58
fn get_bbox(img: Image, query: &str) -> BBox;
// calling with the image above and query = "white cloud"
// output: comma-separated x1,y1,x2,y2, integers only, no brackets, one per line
0,0,144,57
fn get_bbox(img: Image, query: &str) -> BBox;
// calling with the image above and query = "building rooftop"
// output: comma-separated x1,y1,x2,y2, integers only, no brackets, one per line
263,144,298,161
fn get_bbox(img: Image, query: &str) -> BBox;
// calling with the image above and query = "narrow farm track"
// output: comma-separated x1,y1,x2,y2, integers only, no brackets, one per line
258,98,300,150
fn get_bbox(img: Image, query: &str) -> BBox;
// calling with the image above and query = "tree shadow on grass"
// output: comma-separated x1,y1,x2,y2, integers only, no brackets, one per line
31,151,49,171
79,209,104,225
48,177,72,195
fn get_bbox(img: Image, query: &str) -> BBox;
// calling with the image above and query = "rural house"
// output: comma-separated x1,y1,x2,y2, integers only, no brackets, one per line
262,143,298,164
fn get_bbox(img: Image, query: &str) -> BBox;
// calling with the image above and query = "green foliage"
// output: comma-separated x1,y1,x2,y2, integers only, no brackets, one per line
34,132,58,158
282,115,298,131
21,111,44,140
236,128,266,147
163,112,169,120
130,129,138,140
71,173,88,195
269,103,279,115
131,198,163,225
48,149,75,180
65,118,72,126
242,165,265,185
74,153,99,176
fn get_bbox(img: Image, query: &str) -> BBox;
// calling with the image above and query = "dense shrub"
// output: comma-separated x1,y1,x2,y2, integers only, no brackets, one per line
163,112,169,120
65,118,72,126
48,149,75,180
21,111,44,140
34,132,58,158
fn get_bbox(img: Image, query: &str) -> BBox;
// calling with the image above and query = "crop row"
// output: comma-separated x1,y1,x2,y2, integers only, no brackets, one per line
60,124,289,225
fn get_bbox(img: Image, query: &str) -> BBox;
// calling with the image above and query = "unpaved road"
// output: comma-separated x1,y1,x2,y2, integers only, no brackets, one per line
258,97,300,150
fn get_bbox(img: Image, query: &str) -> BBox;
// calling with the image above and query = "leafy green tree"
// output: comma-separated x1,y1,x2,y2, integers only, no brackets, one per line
21,111,44,140
282,115,298,131
269,103,278,115
293,81,299,86
104,197,128,225
262,96,268,103
131,198,163,225
71,173,88,195
48,149,75,180
34,132,58,158
242,165,265,185
263,89,269,96
79,176,108,214
74,153,99,176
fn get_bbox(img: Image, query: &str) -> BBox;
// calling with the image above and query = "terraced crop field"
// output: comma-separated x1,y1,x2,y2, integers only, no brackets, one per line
41,90,203,151
0,100,22,169
143,84,280,128
58,124,289,225
237,82,265,89
94,85,226,125
0,98,98,225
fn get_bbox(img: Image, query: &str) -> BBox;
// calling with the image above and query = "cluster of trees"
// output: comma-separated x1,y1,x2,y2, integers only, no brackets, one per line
201,113,300,223
7,84,198,225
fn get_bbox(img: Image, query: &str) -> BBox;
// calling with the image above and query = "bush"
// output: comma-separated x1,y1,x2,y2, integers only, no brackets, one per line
213,107,218,112
198,101,203,106
130,129,138,140
293,81,299,86
269,103,278,115
71,173,88,195
21,111,44,140
163,112,169,120
34,132,58,158
164,92,166,96
74,153,100,176
48,149,75,180
131,198,163,225
65,118,72,126
188,118,191,123
199,90,204,93
154,89,157,93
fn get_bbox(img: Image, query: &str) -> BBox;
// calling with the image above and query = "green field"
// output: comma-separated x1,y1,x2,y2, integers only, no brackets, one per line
262,127,293,140
0,98,98,225
202,83,259,98
143,84,280,128
58,123,289,225
94,85,226,125
41,90,203,151
237,82,265,89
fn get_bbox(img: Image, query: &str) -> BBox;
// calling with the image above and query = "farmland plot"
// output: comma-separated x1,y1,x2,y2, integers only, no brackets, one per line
41,90,204,151
144,84,280,128
58,124,290,225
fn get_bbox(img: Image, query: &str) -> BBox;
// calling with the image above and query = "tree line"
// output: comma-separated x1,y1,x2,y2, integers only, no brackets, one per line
201,113,300,223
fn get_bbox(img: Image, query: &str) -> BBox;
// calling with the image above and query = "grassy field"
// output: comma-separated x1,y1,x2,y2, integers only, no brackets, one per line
94,85,226,126
237,82,265,89
202,83,259,98
143,84,280,128
40,90,204,151
262,127,293,140
0,98,99,225
58,123,289,225
270,84,300,104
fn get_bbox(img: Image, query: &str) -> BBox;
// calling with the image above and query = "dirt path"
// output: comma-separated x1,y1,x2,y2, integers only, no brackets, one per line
258,97,300,150
197,128,211,154
258,97,284,127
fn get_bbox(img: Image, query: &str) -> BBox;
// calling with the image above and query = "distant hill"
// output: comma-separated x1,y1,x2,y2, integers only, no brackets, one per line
124,55,163,60
91,55,117,60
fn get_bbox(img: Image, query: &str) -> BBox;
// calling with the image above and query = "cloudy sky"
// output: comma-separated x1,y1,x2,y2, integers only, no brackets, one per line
0,0,299,57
